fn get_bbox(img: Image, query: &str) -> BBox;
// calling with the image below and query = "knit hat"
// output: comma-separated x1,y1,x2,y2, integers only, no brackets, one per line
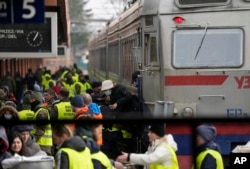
196,124,217,142
12,125,33,132
148,123,166,137
5,101,17,109
71,95,84,108
92,81,101,88
30,91,43,103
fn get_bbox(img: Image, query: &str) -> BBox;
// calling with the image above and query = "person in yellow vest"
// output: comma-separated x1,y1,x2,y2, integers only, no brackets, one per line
74,123,123,169
194,124,224,169
62,72,75,98
50,88,74,120
18,92,35,120
116,123,179,169
73,74,92,96
41,70,52,91
52,124,94,169
29,91,53,155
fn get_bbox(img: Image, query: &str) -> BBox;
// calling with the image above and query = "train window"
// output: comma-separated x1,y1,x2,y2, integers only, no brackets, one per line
145,16,154,26
175,0,230,8
173,29,243,68
144,34,159,66
150,37,157,63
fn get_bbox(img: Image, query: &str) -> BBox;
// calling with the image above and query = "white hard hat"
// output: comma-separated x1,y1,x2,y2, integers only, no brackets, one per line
101,80,114,91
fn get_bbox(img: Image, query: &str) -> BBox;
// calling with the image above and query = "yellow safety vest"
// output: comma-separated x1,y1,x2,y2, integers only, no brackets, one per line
92,151,114,169
108,126,133,139
32,108,52,146
55,101,74,120
73,81,92,95
60,70,69,80
44,79,54,90
194,149,224,169
18,109,35,120
63,82,75,98
59,147,94,169
72,74,79,83
42,73,51,87
150,144,179,169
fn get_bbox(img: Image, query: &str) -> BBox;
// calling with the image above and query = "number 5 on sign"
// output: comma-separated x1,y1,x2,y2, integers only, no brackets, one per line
13,0,45,23
22,0,36,19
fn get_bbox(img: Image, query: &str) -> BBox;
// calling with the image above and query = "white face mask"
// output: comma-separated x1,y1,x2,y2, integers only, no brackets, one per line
4,114,13,120
104,90,111,96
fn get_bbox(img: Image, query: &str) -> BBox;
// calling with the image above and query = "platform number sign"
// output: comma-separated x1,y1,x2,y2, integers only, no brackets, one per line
0,0,45,23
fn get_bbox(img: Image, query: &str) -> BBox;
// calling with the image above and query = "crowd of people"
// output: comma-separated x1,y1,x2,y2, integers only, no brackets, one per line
0,64,224,169
0,121,224,169
0,64,140,119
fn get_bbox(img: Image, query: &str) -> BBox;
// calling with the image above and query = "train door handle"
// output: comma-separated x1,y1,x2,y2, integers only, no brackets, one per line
198,95,225,100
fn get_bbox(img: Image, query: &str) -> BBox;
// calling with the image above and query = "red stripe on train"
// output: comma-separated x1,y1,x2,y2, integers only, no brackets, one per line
165,75,229,86
167,124,192,134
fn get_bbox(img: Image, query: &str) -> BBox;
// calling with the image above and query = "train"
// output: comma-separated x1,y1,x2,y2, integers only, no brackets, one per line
88,0,250,118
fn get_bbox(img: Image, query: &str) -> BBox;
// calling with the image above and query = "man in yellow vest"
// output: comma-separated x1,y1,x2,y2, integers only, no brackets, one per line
194,124,224,169
29,91,53,155
73,74,92,96
117,123,179,169
18,92,35,120
52,124,94,169
74,123,123,169
50,88,74,120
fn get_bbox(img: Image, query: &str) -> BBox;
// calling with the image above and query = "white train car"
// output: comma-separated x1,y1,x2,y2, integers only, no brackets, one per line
88,0,250,118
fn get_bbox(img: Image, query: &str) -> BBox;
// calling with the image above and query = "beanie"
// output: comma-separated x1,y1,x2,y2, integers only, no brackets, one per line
71,95,84,108
92,81,101,88
148,123,166,137
196,124,217,142
30,91,43,103
12,125,33,132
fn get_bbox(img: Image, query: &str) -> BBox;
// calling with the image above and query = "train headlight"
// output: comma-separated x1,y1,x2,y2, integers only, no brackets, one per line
182,107,194,117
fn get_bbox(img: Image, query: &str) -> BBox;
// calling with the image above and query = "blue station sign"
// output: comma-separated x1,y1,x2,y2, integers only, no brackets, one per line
0,0,45,23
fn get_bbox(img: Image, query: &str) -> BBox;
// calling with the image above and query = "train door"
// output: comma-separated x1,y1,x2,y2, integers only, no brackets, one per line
141,32,163,113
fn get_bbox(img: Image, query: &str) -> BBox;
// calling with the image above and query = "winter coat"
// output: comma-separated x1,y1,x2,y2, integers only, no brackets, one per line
26,134,41,156
55,136,93,169
110,85,134,112
0,105,18,121
0,126,12,169
129,134,178,169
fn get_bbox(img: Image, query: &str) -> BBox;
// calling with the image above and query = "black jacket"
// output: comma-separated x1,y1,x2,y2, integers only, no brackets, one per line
110,85,133,112
56,136,91,169
196,141,222,169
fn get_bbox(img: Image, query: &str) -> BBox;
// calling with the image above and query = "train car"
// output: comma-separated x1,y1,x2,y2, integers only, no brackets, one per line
88,0,250,118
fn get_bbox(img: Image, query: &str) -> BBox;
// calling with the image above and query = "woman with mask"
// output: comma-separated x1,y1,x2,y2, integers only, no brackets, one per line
0,105,19,139
0,105,19,121
101,80,135,115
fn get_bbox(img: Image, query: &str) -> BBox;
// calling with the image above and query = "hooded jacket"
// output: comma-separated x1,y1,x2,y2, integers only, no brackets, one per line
196,140,222,169
0,126,12,169
129,134,178,169
55,136,93,169
0,105,19,121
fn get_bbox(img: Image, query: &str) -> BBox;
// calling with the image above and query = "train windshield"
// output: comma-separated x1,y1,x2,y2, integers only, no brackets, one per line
173,29,243,68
